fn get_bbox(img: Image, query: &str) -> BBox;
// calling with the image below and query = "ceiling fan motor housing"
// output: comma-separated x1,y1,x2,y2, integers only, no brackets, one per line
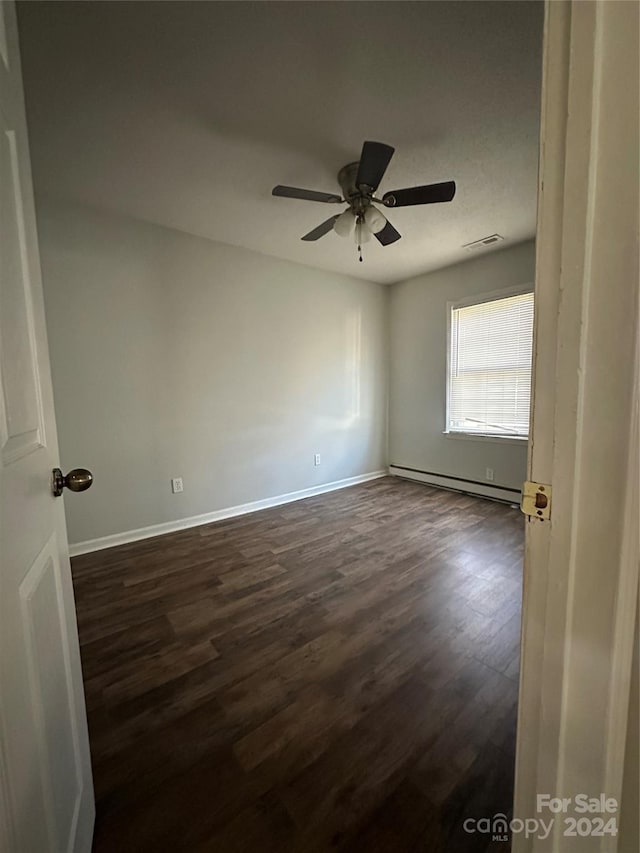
338,162,372,215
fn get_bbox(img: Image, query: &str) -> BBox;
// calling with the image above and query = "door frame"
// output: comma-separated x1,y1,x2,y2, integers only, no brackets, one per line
514,1,639,850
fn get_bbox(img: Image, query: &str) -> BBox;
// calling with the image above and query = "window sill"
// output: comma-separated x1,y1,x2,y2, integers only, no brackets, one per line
443,431,528,446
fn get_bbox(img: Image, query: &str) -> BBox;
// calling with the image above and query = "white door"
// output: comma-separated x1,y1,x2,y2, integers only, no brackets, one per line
0,3,94,852
514,1,639,850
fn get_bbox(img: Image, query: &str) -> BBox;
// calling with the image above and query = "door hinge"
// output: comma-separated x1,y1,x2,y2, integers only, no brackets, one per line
521,481,552,520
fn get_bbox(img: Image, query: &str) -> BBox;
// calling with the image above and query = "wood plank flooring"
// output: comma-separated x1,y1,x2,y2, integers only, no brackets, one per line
71,476,524,852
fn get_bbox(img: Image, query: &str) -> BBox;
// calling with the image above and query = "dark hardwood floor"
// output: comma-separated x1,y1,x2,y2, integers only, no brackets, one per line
71,476,524,852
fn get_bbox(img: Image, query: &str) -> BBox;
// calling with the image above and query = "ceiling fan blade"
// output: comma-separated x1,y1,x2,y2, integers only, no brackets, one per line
301,215,340,241
382,181,456,208
374,219,402,246
356,141,395,192
273,185,342,203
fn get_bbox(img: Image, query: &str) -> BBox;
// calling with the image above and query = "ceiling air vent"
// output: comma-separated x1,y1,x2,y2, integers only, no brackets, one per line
462,234,504,252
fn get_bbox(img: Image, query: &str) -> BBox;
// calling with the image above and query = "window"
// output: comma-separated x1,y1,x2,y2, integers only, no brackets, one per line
447,290,534,438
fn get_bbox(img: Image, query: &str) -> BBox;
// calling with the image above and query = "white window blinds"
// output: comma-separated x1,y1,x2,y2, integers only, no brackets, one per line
448,291,534,437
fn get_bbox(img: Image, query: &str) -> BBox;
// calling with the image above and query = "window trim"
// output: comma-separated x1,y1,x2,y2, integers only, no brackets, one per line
445,282,534,441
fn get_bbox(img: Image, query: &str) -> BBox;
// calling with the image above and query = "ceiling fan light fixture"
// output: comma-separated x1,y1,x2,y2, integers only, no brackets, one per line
355,218,371,245
364,205,387,235
333,209,355,238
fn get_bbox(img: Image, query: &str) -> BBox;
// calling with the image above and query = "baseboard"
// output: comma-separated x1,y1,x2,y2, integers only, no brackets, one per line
68,470,388,557
388,464,521,504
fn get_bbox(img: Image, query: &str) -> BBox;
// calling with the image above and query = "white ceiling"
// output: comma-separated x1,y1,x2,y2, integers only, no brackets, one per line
18,1,544,285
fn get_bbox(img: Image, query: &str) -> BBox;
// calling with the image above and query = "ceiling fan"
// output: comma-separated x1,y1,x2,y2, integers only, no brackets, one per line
272,141,456,261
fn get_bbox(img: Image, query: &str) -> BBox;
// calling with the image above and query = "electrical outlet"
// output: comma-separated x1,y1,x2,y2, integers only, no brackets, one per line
314,453,321,466
485,468,494,482
171,477,184,494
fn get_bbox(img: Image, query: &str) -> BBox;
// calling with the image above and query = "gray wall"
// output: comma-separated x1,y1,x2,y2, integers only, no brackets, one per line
37,198,388,545
388,241,535,491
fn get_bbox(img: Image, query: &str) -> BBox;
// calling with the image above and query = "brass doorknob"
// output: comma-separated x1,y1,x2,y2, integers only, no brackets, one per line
52,468,93,497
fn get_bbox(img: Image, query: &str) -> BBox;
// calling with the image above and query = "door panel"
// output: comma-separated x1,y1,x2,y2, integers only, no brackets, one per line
0,2,95,851
0,112,44,464
19,534,83,851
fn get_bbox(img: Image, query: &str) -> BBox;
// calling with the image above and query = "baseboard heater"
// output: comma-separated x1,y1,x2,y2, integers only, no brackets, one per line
389,464,521,505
